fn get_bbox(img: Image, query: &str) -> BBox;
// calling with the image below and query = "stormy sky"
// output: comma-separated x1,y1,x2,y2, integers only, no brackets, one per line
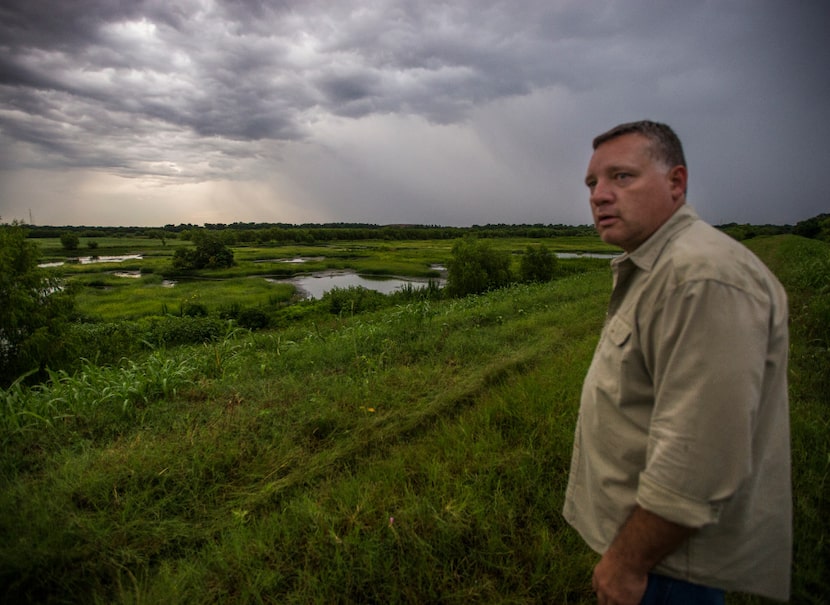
0,1,827,228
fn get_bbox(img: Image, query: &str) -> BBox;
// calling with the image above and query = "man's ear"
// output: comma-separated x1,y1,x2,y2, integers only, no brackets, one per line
668,165,688,200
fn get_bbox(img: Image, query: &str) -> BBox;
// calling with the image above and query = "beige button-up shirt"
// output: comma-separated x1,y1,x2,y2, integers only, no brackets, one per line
563,205,791,601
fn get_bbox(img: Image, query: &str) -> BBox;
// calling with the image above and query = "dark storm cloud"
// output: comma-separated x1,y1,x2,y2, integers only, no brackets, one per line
0,0,617,150
0,0,828,225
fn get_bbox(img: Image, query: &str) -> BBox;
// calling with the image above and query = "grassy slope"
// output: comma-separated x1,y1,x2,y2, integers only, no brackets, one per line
1,235,827,604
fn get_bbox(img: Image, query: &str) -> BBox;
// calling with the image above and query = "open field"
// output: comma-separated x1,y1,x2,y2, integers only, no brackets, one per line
1,234,827,603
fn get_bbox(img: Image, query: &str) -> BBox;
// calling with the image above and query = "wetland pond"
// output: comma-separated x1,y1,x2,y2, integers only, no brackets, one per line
42,254,444,299
273,271,444,300
41,252,616,300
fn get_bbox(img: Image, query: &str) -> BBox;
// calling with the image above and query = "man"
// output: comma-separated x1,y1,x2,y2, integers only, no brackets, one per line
563,121,791,604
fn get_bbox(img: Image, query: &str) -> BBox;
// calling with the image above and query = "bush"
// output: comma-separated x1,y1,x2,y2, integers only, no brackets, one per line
59,232,79,251
64,321,145,366
172,230,235,270
143,316,229,347
237,308,270,330
793,213,830,242
182,302,209,317
1,223,77,386
323,286,386,315
445,237,511,297
519,244,558,283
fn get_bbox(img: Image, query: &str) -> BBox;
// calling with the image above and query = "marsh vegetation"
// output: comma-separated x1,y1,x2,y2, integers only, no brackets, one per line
1,226,827,603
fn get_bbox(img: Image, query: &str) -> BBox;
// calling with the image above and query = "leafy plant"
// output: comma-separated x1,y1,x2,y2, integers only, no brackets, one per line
323,286,386,315
445,236,512,297
59,231,80,250
519,243,559,283
0,222,77,386
172,230,235,270
237,308,270,330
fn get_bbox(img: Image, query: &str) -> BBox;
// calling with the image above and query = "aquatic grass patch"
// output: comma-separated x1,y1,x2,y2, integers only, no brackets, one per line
74,276,296,321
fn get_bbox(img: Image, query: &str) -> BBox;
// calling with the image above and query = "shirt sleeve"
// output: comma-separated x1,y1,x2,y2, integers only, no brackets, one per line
636,279,770,528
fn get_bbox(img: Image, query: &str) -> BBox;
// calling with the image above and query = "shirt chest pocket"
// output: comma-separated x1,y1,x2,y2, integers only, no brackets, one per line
606,315,632,348
587,314,634,405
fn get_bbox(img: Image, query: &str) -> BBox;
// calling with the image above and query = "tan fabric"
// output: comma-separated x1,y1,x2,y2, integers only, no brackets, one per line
563,205,791,601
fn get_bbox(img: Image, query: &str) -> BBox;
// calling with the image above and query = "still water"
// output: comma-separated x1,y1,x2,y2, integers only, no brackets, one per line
273,272,443,300
555,252,619,259
39,254,143,268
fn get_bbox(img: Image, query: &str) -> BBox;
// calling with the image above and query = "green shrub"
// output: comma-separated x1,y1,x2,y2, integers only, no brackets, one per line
446,236,511,297
171,230,234,270
388,280,444,303
519,244,559,283
181,302,209,317
323,286,386,315
237,308,270,330
0,223,77,386
65,321,145,365
143,316,229,347
59,232,79,251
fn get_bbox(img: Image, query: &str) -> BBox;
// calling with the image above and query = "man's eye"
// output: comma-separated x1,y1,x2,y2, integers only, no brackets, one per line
614,173,632,181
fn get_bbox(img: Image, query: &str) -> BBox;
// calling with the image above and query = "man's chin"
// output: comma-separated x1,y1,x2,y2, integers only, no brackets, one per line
597,228,619,247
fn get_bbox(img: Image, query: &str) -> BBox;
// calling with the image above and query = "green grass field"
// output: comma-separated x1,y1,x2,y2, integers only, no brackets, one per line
2,234,827,603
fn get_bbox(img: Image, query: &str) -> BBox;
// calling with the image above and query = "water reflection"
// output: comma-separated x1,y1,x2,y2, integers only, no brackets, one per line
39,254,143,267
555,252,619,259
270,271,443,300
254,256,325,264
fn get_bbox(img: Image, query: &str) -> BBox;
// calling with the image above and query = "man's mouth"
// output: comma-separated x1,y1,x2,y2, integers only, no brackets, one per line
596,214,618,228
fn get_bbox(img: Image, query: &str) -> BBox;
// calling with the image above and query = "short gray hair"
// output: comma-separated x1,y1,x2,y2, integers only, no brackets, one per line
593,120,687,169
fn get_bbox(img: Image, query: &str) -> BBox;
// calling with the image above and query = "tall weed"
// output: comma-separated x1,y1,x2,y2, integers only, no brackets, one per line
0,351,197,445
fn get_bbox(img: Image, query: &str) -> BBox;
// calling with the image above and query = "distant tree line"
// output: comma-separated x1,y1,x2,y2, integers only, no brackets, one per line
26,222,598,244
21,213,830,245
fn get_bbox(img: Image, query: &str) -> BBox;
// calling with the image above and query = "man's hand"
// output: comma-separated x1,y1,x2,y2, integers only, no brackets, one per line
592,506,695,604
592,549,648,605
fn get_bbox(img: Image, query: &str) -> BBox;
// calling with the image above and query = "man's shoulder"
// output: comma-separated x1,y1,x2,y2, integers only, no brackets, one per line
658,219,780,292
672,219,741,259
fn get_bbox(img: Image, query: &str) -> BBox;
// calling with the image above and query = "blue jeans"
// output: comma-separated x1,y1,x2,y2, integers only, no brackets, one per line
640,573,725,605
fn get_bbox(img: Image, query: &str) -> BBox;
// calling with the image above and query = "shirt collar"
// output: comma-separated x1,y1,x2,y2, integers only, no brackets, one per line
611,204,699,272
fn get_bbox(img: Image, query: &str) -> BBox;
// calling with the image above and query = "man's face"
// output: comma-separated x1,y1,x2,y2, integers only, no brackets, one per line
584,133,687,253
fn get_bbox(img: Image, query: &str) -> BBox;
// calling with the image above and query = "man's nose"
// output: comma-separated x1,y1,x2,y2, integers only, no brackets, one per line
590,180,612,206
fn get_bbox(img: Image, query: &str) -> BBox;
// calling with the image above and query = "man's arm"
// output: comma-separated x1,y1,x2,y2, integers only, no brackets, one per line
592,505,694,605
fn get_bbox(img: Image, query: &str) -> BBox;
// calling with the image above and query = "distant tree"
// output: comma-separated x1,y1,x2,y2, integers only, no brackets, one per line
59,232,80,250
147,229,168,246
519,244,559,283
446,237,512,297
0,222,76,386
172,230,235,270
794,213,830,242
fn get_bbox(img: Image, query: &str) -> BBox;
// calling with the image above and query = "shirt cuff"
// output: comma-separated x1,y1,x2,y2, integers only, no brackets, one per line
637,472,723,528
